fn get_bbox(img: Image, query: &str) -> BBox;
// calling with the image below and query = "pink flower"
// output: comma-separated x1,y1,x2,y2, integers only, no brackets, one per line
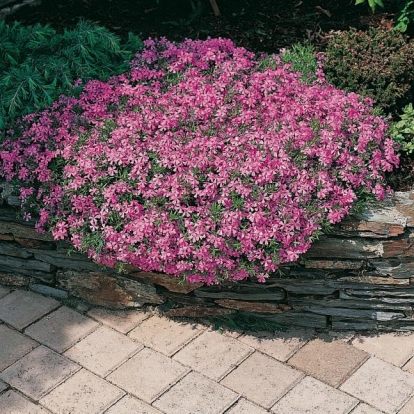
0,37,398,284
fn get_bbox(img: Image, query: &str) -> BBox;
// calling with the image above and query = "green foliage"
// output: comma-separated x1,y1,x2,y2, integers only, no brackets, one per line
355,0,414,32
390,103,414,154
394,1,414,32
280,43,318,84
0,20,143,130
355,0,384,12
324,27,414,115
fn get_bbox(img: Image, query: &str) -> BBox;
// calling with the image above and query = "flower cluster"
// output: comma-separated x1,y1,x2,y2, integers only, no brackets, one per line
0,38,399,284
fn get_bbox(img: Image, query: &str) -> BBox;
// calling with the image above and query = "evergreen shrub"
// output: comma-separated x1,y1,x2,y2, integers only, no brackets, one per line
0,20,142,129
324,27,414,115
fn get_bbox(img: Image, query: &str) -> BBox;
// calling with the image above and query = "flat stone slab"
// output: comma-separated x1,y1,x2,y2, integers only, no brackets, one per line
40,369,124,414
352,332,414,366
0,324,38,371
0,285,9,298
0,390,49,414
215,299,291,313
0,220,53,241
220,352,303,409
64,326,142,377
105,395,163,414
0,290,59,330
173,330,253,381
153,371,238,414
0,346,79,400
107,348,189,403
288,337,369,387
128,315,205,357
57,270,164,308
130,270,203,293
340,357,414,414
25,306,100,352
226,398,268,414
238,328,313,362
304,237,383,259
87,307,150,334
395,191,414,227
271,376,358,414
29,284,68,299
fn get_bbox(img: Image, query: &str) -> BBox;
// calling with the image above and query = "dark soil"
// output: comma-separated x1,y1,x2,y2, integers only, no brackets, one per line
5,0,403,53
5,0,414,190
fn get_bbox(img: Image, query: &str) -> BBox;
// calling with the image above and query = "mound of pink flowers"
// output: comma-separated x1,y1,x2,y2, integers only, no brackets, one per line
0,38,398,284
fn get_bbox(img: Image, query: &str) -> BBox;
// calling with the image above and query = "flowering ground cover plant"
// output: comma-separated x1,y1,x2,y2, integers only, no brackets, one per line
0,38,399,284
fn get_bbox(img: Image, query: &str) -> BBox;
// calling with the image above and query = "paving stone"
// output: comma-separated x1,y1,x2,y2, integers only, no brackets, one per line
0,346,79,400
105,395,163,414
173,330,253,381
399,396,414,414
64,326,142,377
0,390,50,413
350,403,384,414
0,379,8,392
0,324,38,371
271,376,358,414
352,332,414,366
107,348,189,403
238,328,313,362
87,307,150,334
25,306,99,352
220,352,303,409
0,290,59,330
288,337,369,387
128,315,204,356
340,357,414,414
40,369,124,414
226,398,268,414
153,371,238,414
0,285,10,299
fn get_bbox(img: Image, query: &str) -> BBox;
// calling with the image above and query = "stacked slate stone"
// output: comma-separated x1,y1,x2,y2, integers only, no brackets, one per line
0,190,414,332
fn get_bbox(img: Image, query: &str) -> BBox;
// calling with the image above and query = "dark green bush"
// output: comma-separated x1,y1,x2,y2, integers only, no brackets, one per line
324,27,414,115
0,20,142,129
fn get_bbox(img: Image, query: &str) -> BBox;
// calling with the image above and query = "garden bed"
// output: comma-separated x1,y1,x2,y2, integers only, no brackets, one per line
1,1,414,332
1,191,414,331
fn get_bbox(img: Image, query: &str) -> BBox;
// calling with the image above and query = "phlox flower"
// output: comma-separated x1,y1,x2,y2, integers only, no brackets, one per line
0,37,399,284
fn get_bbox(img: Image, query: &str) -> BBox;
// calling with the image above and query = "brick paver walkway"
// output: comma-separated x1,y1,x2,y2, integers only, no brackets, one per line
1,285,414,413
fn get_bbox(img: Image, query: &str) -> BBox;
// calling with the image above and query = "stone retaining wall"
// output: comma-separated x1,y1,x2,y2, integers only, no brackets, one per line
1,191,414,331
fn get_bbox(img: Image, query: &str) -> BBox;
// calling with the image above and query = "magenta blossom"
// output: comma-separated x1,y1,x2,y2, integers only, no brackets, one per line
0,38,399,284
